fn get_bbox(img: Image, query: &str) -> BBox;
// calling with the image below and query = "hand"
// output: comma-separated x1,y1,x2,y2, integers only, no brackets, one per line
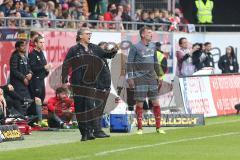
62,83,70,89
105,43,119,57
127,79,135,88
7,84,14,91
24,78,29,86
0,88,3,95
34,97,42,105
44,64,52,71
158,78,163,92
111,44,119,53
26,73,32,81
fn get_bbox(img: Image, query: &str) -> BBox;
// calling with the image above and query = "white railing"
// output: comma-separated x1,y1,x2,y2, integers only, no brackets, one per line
1,17,240,32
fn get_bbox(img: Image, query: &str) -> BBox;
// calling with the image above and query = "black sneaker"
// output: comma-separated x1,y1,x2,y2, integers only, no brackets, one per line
94,131,110,138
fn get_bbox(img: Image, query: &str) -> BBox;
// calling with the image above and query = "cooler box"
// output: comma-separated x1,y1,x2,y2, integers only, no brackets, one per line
110,114,131,132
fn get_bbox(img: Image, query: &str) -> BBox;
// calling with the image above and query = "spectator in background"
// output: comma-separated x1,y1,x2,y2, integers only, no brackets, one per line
0,11,4,26
137,10,150,29
47,1,56,20
70,1,84,20
176,37,191,76
192,43,204,70
37,1,47,15
82,0,89,17
192,42,214,71
218,46,239,73
203,42,214,68
160,10,171,31
0,0,13,16
178,41,196,76
117,3,123,13
104,3,116,23
47,87,75,129
114,4,123,23
134,9,142,21
168,13,180,32
13,0,27,17
7,11,17,28
111,9,124,30
96,14,107,29
153,9,160,22
121,3,131,22
28,31,39,53
149,11,155,23
36,12,49,28
29,5,37,18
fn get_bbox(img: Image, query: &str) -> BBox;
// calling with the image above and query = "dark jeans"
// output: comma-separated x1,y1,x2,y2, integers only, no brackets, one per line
93,89,110,133
5,91,28,117
0,107,4,124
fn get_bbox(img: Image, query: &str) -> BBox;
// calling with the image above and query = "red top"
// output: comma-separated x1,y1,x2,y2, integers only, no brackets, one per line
28,40,35,53
47,97,75,116
104,12,113,21
104,12,115,29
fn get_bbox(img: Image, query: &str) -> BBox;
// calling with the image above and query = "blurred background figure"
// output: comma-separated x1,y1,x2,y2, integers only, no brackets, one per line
218,46,239,73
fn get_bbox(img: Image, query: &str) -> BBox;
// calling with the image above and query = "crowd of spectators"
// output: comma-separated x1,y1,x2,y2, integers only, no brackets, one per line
0,0,187,31
176,37,239,76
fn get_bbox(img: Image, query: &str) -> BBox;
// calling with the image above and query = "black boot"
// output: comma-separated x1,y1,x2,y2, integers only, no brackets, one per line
79,124,95,141
94,130,110,138
78,123,89,141
93,118,110,138
81,132,88,141
87,129,95,140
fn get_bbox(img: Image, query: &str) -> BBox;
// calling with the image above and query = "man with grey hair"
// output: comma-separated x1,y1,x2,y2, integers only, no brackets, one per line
62,28,118,141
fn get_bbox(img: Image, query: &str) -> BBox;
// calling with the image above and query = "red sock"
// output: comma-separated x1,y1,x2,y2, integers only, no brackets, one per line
135,106,143,129
153,105,161,129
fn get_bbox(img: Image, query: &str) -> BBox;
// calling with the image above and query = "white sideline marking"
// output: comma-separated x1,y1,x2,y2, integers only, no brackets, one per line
207,119,240,126
62,132,240,160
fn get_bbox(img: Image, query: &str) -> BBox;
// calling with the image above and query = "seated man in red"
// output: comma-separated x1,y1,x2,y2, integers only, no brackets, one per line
47,87,75,128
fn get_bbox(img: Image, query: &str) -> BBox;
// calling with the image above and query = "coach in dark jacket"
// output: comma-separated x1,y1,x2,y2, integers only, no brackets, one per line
10,40,32,100
218,46,239,73
62,28,117,141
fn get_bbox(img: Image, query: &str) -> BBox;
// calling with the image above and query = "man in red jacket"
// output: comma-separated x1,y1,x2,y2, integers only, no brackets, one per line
47,87,75,128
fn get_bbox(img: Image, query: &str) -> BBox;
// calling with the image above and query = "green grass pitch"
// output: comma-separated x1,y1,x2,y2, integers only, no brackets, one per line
1,115,240,160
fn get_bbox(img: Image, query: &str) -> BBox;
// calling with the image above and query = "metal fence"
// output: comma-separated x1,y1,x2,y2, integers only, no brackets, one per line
1,17,240,32
135,0,168,10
